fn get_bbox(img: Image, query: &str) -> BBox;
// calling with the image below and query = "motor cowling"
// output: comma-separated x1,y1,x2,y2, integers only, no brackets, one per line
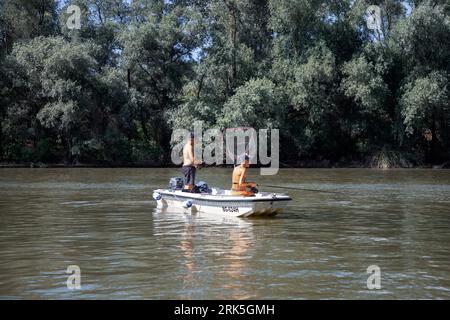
195,181,211,193
169,177,183,190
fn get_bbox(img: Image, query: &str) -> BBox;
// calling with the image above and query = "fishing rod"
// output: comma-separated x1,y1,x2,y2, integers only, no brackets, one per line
259,184,344,195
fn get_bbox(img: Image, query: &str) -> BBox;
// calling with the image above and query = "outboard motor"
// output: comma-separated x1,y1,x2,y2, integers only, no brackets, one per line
195,181,211,194
169,177,183,190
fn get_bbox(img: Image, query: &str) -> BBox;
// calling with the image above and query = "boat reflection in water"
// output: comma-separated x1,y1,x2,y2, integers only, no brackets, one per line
152,207,256,299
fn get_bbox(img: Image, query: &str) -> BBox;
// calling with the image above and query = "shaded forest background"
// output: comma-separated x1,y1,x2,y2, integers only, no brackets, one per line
0,0,449,167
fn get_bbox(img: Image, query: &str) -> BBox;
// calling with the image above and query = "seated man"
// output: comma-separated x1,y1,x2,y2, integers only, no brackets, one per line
231,154,257,196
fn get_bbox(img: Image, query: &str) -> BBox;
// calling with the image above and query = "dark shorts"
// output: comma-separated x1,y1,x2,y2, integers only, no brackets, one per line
181,166,196,186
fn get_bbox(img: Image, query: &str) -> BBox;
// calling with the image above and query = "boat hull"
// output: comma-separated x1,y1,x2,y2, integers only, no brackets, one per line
153,189,291,218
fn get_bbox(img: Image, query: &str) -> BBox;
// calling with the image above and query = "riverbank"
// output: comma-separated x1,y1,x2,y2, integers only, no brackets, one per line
1,160,449,169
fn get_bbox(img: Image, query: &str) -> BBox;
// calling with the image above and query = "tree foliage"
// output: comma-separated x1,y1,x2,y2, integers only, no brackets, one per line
0,0,449,165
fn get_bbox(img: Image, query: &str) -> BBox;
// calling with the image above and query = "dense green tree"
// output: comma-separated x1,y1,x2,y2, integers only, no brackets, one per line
341,51,391,153
391,2,450,162
169,0,272,128
400,71,449,161
118,1,204,160
0,0,449,166
0,0,58,55
218,77,286,129
9,37,101,161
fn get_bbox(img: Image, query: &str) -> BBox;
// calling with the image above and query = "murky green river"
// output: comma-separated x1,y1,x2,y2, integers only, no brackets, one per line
0,168,450,299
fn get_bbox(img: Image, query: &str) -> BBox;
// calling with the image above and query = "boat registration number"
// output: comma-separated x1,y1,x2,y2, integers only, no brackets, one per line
222,206,239,213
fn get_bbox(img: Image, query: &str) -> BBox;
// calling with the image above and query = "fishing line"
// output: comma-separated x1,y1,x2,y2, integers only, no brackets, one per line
259,184,344,195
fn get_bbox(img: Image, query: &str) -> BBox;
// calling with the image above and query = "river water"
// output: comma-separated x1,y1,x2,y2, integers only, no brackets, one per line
0,168,450,299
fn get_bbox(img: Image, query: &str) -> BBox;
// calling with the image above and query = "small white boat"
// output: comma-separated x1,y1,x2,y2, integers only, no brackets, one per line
152,188,291,218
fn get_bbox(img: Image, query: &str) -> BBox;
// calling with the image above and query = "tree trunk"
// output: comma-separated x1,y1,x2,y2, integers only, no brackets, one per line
140,113,150,142
152,117,171,163
224,0,238,96
127,69,132,89
430,111,439,163
230,9,237,89
0,118,3,161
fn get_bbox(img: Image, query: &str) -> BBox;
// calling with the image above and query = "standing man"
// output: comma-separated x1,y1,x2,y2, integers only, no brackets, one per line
182,132,201,191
